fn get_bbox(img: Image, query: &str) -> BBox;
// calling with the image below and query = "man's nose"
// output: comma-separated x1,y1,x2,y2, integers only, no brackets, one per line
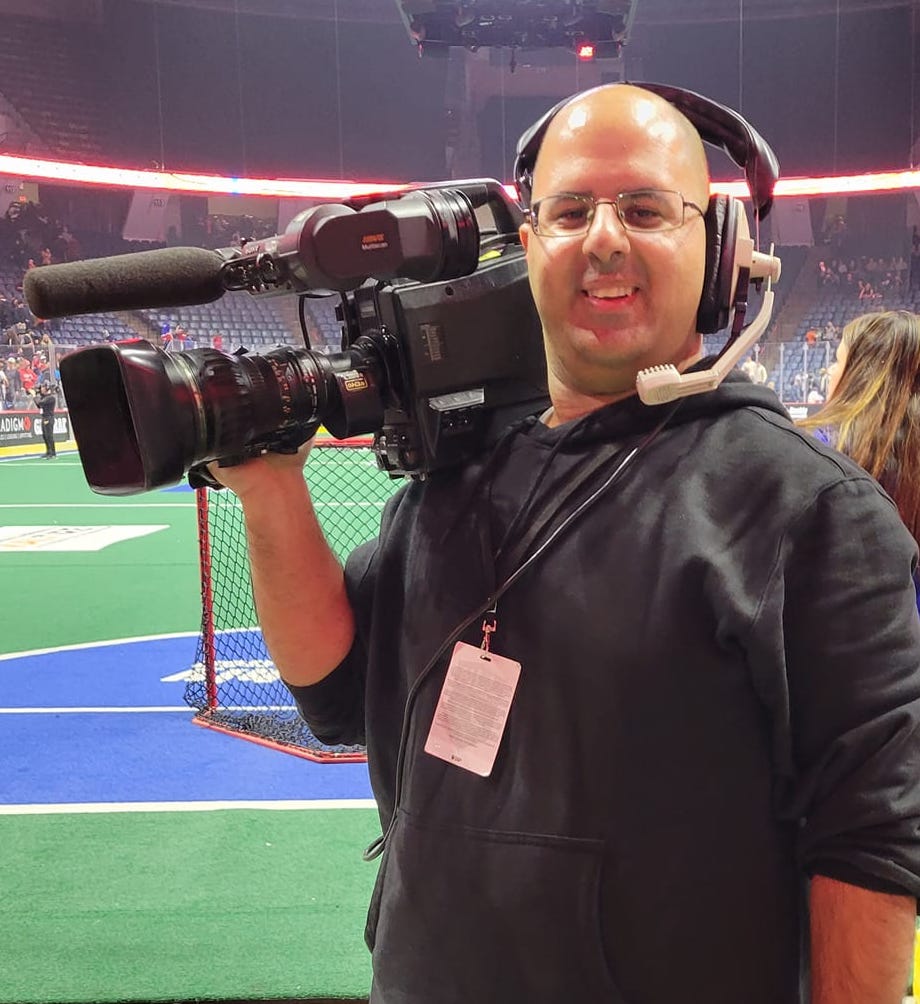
581,202,630,262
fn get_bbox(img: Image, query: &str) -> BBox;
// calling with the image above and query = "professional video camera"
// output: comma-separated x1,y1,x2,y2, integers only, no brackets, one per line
25,180,548,496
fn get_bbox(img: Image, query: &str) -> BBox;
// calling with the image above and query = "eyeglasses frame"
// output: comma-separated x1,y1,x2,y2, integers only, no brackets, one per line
526,189,706,238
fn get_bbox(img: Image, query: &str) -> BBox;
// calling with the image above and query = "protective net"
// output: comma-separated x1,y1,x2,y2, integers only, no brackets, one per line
184,439,401,761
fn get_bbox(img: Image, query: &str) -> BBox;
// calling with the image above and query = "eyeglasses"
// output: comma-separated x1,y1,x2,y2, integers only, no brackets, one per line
528,190,705,238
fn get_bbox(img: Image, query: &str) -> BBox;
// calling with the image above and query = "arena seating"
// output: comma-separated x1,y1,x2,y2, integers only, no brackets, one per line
0,16,112,159
141,293,298,351
3,231,917,410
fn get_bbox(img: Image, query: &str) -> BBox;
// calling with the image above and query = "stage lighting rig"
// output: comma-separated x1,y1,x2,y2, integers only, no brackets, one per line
396,1,636,62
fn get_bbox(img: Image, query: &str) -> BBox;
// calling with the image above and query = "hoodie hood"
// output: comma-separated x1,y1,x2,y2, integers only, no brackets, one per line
519,361,788,448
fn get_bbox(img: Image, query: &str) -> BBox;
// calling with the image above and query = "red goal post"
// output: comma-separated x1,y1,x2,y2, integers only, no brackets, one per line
183,437,401,762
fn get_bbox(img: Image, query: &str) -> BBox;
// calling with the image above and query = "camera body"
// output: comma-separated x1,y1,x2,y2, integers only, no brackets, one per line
342,250,547,478
56,180,549,495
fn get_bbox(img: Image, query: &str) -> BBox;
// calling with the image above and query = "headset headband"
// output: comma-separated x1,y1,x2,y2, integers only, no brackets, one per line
513,81,780,218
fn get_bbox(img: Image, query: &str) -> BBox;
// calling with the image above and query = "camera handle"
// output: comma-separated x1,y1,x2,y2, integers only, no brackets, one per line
187,420,321,490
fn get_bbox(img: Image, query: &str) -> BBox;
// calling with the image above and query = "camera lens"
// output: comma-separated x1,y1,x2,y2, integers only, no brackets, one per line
60,340,383,495
412,188,481,281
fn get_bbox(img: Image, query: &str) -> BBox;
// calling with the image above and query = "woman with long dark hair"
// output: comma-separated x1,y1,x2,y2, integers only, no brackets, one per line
799,309,920,606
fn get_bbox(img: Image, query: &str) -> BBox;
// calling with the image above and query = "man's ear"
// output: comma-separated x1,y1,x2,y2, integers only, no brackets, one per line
519,222,531,252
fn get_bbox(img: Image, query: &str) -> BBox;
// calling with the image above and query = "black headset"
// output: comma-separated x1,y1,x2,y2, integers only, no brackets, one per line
513,81,780,335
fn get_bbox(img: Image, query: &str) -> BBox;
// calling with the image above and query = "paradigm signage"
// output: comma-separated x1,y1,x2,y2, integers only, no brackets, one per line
0,409,73,455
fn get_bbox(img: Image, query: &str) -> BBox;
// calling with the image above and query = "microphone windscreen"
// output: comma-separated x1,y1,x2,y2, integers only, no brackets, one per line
24,247,227,319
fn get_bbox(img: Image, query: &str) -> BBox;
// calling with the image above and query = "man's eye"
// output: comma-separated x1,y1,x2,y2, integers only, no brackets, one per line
546,202,589,226
622,205,664,228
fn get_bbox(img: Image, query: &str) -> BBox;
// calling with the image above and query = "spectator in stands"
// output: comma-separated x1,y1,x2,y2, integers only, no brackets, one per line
40,247,52,266
4,356,21,400
816,259,837,287
817,367,830,397
18,327,34,362
741,355,767,384
10,299,31,326
910,246,920,290
209,83,920,1004
879,271,894,295
211,332,224,351
18,357,36,395
799,309,920,611
30,383,58,458
806,384,824,404
58,225,82,262
824,213,848,250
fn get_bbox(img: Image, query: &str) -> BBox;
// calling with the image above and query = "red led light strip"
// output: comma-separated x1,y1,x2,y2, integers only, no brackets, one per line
0,153,410,199
710,170,920,199
0,153,917,201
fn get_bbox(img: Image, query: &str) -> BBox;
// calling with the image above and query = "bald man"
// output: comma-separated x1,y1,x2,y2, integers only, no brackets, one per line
520,84,710,420
212,85,920,1003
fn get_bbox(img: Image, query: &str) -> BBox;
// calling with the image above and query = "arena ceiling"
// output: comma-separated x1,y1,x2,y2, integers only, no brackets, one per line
126,0,917,25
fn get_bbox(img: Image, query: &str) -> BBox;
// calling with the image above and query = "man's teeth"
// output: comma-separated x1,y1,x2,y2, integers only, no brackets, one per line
587,287,634,299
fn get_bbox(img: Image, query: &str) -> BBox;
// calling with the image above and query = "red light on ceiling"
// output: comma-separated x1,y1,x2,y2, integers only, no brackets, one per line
577,43,595,61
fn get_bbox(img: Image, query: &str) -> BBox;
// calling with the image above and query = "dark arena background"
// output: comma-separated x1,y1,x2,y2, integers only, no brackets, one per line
1,0,920,1002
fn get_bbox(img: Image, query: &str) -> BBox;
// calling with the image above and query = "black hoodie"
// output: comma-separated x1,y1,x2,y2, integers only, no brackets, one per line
292,372,920,1004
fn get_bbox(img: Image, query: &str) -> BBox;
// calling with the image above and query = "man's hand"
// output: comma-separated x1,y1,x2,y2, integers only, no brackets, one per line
206,438,315,506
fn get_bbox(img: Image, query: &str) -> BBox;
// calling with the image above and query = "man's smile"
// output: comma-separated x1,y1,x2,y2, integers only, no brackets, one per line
581,285,639,310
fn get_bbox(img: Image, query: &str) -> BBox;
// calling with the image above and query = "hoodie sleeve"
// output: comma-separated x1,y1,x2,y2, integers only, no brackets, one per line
752,475,920,897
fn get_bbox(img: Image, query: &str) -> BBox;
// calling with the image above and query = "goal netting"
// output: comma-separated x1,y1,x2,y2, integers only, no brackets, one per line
183,438,400,762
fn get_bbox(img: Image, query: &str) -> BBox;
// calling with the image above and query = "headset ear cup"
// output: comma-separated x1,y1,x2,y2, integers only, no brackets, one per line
697,195,740,334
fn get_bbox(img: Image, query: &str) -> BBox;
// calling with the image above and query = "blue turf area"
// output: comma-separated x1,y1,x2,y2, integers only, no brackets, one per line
1,635,204,707
0,636,373,805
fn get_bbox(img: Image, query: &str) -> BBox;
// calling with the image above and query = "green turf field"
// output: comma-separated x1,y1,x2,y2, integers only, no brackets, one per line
0,808,379,1004
0,446,400,652
0,446,395,1003
1,456,202,651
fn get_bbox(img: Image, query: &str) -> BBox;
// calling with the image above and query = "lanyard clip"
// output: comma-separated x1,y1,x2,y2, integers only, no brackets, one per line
481,603,498,653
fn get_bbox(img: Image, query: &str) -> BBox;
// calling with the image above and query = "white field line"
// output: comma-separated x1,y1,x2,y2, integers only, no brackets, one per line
0,630,200,662
0,458,82,465
0,706,191,713
0,705,299,713
0,799,377,815
0,501,383,508
0,502,196,508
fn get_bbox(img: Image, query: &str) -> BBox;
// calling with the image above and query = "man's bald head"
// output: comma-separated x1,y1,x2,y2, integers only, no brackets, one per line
531,84,711,209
